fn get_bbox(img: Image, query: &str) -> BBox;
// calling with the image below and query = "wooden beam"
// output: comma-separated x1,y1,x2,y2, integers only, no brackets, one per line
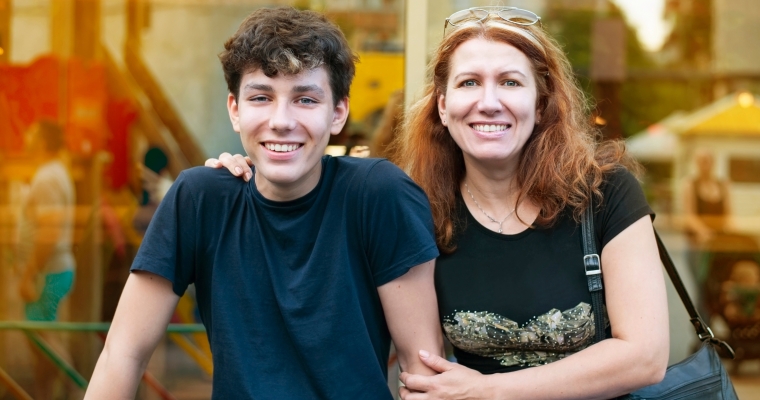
73,0,101,60
0,0,9,63
0,365,34,400
51,0,74,57
126,0,146,51
124,43,208,166
404,0,428,108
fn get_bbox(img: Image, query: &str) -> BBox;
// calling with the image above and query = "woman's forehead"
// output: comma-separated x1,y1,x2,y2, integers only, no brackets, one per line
448,38,533,74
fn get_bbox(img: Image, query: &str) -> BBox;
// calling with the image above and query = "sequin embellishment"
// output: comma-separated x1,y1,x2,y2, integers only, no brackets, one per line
443,302,606,367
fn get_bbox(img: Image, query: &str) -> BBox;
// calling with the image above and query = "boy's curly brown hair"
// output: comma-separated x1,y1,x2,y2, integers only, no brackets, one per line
219,7,358,106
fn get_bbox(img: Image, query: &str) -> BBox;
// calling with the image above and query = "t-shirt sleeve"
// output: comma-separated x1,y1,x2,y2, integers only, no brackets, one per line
131,171,197,296
27,170,66,208
359,160,440,286
596,166,654,249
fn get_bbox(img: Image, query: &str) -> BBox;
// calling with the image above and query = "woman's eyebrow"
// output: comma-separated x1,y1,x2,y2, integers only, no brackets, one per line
497,69,528,78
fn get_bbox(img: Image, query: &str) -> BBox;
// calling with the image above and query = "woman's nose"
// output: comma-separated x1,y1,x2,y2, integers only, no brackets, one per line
477,85,502,114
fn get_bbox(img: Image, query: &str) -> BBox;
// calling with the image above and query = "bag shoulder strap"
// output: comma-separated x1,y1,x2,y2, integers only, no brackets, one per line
582,200,735,358
581,200,606,343
653,231,735,357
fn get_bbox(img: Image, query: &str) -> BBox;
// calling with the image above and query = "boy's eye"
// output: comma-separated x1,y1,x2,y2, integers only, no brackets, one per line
297,98,317,104
249,96,269,102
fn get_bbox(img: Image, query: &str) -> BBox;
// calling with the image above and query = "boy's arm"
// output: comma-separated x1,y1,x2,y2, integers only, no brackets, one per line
377,259,442,376
85,271,180,400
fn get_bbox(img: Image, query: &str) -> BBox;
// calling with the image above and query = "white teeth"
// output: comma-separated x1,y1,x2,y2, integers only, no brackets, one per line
472,124,508,132
265,143,299,152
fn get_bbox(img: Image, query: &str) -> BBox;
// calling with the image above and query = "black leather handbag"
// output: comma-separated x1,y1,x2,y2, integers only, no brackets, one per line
581,203,739,400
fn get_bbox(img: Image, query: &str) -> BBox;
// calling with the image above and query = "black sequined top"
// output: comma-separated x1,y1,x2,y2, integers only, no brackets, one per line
435,168,652,374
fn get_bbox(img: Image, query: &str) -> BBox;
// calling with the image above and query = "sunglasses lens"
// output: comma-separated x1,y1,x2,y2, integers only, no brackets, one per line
448,8,488,26
498,8,540,25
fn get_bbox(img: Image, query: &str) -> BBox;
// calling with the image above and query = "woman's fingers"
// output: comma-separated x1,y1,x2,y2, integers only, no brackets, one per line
206,152,253,181
204,158,222,167
399,371,432,393
225,153,252,181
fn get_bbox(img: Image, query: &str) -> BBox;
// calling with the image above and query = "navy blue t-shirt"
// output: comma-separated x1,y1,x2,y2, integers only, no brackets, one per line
132,156,439,399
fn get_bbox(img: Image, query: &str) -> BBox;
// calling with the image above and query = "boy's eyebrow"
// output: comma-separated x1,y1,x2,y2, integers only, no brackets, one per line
242,83,273,92
293,84,325,98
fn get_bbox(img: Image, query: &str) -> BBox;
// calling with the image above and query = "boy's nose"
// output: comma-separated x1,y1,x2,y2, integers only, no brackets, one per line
269,102,297,132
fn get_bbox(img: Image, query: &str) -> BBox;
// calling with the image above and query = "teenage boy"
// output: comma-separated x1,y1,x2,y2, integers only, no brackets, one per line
84,7,441,400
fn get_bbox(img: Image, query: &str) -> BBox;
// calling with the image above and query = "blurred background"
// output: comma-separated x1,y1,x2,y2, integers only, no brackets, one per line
1,0,760,399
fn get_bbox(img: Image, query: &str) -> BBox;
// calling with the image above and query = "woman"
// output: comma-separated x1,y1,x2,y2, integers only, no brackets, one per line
683,150,731,249
207,7,669,399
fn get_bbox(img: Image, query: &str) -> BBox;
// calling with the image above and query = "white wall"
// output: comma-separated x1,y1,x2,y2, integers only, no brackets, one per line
9,0,50,63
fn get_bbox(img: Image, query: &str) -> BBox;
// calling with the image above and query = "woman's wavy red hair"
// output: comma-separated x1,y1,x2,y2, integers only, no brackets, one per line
389,15,638,253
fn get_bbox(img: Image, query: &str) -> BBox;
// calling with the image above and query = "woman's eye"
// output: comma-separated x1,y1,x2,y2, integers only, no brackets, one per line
504,80,519,87
462,80,477,87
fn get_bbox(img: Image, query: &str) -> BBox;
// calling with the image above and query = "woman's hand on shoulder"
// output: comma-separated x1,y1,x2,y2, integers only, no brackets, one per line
204,152,253,182
399,350,489,400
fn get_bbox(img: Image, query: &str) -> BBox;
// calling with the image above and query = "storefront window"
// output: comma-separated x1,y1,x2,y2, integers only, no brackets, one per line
2,1,759,398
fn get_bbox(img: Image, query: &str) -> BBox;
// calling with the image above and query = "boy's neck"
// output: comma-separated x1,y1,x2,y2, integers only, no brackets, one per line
253,159,324,202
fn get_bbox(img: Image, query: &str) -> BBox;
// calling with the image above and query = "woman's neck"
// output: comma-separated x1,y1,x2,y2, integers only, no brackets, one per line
462,156,519,200
460,156,540,233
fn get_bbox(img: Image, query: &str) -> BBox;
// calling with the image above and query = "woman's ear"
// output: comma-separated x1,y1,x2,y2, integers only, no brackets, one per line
438,93,448,126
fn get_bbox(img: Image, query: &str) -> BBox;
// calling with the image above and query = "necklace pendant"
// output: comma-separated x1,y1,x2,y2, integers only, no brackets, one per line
498,228,503,233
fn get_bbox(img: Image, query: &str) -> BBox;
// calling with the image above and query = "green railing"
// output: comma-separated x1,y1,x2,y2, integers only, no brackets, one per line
0,322,207,400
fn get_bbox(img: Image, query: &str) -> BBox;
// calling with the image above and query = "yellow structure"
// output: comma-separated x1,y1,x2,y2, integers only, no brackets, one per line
629,92,760,233
350,52,405,129
678,92,760,136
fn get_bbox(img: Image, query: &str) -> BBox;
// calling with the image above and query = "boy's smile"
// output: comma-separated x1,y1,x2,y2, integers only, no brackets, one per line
227,67,349,201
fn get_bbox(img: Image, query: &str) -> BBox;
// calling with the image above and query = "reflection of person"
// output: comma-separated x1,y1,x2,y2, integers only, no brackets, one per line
211,6,670,399
390,7,668,398
85,7,440,399
721,260,760,324
370,88,404,158
18,119,77,399
132,146,172,234
684,150,730,247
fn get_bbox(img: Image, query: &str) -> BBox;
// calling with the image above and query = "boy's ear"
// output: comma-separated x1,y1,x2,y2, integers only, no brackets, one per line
227,93,241,133
330,97,350,135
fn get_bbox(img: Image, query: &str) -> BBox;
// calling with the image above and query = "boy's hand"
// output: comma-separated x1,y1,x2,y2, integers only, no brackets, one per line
205,153,254,182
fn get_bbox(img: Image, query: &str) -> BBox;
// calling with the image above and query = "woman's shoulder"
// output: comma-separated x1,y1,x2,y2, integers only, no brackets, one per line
600,165,642,198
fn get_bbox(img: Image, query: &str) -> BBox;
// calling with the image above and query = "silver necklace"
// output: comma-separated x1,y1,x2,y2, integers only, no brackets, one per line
464,182,515,234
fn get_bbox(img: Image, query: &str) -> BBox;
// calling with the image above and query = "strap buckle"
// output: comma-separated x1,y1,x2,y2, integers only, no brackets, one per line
698,326,715,341
584,254,601,276
691,317,715,341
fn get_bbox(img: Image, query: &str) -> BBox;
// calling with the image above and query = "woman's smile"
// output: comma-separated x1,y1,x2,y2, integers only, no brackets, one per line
439,38,538,165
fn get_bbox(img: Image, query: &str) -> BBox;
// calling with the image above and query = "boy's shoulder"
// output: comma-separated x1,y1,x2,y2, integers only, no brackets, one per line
171,166,249,202
329,156,408,185
177,166,248,187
